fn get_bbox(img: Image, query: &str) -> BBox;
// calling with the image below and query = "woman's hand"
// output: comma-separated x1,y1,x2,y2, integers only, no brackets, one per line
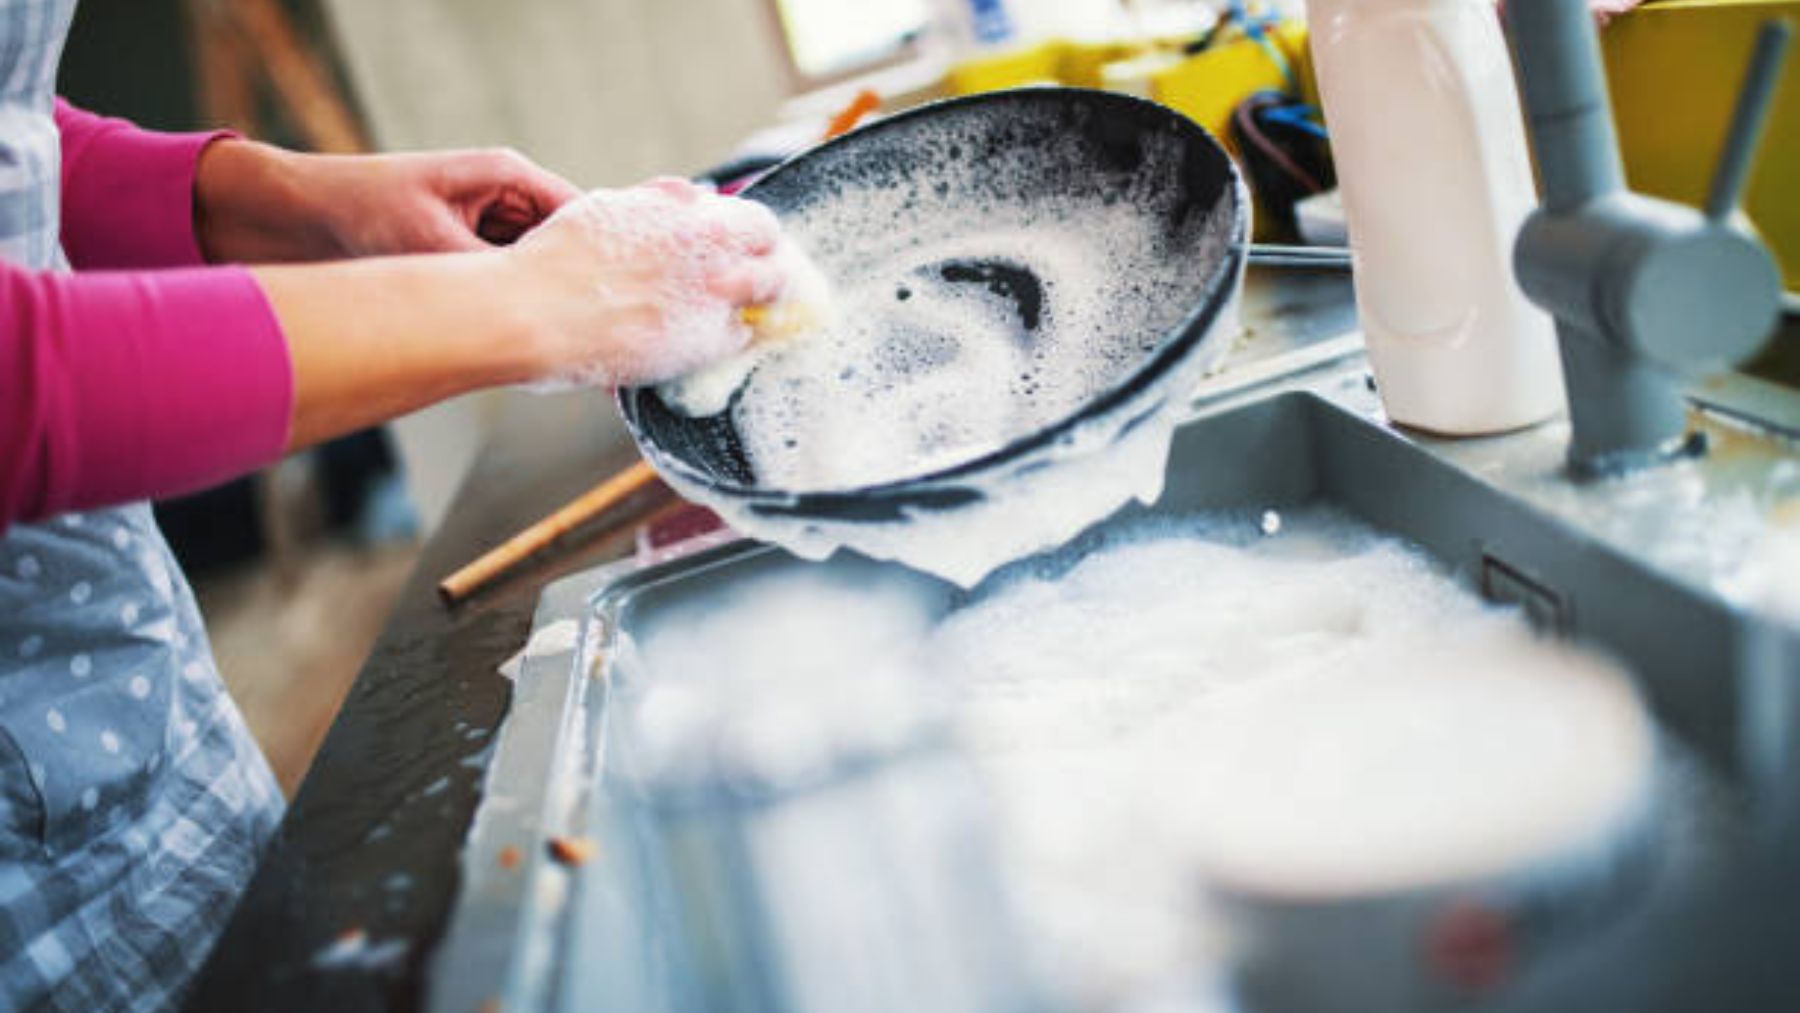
195,140,582,263
251,177,795,449
498,178,790,388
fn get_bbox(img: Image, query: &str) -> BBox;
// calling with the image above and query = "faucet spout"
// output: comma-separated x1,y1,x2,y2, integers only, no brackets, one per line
1507,0,1626,212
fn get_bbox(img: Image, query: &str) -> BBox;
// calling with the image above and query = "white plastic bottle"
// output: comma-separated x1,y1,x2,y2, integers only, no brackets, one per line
1306,0,1565,435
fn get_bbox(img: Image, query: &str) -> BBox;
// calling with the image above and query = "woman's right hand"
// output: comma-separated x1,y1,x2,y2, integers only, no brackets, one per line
502,178,792,389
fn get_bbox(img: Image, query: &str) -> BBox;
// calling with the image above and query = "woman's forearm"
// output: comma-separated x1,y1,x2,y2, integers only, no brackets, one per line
196,140,342,264
2,178,788,529
195,139,586,264
0,263,290,528
251,251,543,451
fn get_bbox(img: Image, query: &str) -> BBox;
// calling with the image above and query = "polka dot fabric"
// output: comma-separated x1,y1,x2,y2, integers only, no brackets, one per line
0,505,284,1010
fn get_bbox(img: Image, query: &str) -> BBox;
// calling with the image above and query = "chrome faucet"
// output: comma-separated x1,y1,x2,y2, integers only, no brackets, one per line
1506,1,1791,477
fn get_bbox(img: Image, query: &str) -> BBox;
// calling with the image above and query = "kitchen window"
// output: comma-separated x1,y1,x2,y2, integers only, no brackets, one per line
767,0,933,85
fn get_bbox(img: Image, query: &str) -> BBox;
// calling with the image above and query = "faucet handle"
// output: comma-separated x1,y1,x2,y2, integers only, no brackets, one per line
1707,19,1794,223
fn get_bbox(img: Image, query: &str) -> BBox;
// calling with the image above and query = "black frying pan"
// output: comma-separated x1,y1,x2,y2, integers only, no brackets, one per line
619,87,1248,526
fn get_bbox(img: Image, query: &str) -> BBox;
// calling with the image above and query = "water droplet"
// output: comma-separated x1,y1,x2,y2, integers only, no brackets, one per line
1260,510,1283,537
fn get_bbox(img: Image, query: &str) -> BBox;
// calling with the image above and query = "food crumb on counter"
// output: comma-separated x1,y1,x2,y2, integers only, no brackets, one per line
547,835,598,867
311,926,410,972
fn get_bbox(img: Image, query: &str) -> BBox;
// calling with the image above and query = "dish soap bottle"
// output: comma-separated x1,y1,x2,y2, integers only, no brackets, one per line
1307,0,1564,434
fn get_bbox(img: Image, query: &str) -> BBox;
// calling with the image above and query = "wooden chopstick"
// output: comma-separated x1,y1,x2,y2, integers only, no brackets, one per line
437,459,663,604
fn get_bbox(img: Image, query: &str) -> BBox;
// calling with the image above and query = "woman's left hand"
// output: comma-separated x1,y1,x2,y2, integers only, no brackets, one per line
196,140,583,264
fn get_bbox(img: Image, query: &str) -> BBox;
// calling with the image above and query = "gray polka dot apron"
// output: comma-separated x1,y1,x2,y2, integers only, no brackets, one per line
0,2,285,1009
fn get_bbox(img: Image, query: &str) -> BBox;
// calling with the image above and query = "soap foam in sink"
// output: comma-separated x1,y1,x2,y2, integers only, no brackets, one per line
618,561,948,791
924,508,1661,1006
609,506,1678,1010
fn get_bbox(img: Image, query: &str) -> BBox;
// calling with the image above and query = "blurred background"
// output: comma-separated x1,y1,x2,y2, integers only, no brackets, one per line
56,0,1795,792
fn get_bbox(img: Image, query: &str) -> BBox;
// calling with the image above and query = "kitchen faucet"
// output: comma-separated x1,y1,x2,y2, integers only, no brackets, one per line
1506,0,1791,477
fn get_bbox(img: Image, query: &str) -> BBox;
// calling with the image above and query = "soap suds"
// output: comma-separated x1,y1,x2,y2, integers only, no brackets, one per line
645,105,1245,586
311,929,409,973
619,563,946,790
925,510,1657,1002
524,181,786,391
659,239,835,417
498,618,583,682
614,508,1667,1008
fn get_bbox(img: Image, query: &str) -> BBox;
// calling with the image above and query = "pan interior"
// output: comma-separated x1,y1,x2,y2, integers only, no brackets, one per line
651,91,1239,495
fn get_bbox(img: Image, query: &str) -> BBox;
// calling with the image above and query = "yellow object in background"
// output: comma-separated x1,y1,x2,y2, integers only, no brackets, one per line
1148,23,1317,154
945,40,1068,93
1152,23,1317,241
944,39,1144,94
943,23,1318,243
944,27,1317,144
1604,0,1800,290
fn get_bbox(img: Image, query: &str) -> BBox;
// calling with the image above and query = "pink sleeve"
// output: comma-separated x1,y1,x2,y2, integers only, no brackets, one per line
0,262,293,528
55,98,233,270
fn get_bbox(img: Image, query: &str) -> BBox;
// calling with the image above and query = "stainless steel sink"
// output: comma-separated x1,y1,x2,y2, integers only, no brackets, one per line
430,273,1800,1012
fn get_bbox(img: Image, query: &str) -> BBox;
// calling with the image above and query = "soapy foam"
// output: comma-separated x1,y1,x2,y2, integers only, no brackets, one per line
619,562,948,791
684,133,1229,490
1726,520,1800,624
646,105,1243,586
613,508,1668,1007
659,240,836,416
529,184,784,391
927,509,1656,1002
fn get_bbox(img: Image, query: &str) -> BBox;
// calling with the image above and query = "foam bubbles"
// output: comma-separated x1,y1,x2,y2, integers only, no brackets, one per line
668,142,1230,492
528,184,782,391
658,239,835,417
644,101,1244,586
610,507,1667,1007
928,508,1657,1003
620,562,947,791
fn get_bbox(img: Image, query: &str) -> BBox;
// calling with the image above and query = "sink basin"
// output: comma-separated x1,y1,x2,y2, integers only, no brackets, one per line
431,356,1800,1013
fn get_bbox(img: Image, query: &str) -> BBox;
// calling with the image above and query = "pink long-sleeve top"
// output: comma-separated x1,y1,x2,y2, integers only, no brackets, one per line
0,101,292,531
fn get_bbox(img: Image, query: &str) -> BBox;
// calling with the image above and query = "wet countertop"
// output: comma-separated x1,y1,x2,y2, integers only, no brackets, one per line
186,266,1358,1012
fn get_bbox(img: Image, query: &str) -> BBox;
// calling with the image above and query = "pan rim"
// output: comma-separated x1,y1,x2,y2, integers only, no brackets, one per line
618,86,1249,514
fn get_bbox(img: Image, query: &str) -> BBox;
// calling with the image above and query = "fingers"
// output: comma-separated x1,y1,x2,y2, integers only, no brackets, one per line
639,177,706,204
422,209,495,253
476,189,544,245
713,197,780,257
436,149,581,246
708,259,787,307
455,148,582,208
